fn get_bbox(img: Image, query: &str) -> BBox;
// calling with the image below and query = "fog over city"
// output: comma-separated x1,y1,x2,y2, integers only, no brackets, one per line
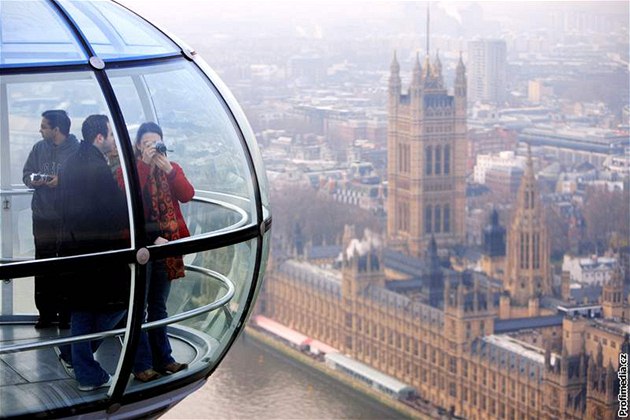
118,1,629,419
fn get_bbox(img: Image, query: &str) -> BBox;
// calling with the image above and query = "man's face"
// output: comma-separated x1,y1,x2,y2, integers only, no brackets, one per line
102,123,116,154
39,118,56,141
97,122,116,155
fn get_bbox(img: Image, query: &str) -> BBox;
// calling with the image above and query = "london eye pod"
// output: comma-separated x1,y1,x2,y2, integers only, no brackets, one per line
0,0,271,418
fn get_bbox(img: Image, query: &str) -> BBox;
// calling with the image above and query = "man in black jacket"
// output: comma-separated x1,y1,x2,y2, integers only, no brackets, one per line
57,114,131,391
23,110,78,329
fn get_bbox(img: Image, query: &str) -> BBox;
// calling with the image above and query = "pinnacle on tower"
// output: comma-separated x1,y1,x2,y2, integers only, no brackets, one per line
422,54,432,82
433,50,444,88
411,51,422,88
389,50,401,96
390,50,400,74
455,51,467,97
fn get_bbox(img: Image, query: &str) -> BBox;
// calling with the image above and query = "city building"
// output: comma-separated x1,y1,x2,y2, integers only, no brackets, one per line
528,79,554,104
562,255,619,285
502,148,553,314
467,39,507,104
519,126,629,169
473,151,526,184
261,143,627,420
262,227,628,419
386,51,467,257
484,165,525,199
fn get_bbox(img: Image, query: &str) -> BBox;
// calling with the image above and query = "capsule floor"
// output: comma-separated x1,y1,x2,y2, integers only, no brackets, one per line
0,324,199,418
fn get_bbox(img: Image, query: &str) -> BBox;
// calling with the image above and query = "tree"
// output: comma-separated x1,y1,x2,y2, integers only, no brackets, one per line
270,185,383,256
582,185,630,253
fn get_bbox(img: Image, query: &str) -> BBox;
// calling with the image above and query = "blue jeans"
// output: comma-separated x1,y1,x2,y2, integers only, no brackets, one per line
133,265,154,374
147,261,176,368
60,310,126,387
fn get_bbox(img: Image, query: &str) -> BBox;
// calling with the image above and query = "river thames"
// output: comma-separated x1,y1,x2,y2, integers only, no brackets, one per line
163,333,404,420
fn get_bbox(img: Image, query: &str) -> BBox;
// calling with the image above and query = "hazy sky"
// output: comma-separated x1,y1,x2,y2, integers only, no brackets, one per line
119,1,629,40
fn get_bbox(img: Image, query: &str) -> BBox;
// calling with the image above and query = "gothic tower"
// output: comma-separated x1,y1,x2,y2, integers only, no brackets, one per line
424,236,444,307
602,266,625,320
480,208,507,280
386,21,467,258
542,346,588,419
443,276,495,414
341,228,384,355
505,146,552,307
585,344,620,420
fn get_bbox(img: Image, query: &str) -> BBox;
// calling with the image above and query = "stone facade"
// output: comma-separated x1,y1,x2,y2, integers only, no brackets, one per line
386,52,467,257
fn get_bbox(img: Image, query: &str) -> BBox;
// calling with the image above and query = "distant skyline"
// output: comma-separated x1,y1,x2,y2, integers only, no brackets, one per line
121,1,629,40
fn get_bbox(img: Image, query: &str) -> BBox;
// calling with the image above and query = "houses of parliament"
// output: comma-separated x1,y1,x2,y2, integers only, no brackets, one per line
260,49,629,419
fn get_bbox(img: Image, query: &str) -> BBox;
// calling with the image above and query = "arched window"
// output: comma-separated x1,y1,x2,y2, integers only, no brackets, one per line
444,145,450,175
434,205,441,233
425,146,432,175
444,204,450,233
425,205,432,234
435,146,442,175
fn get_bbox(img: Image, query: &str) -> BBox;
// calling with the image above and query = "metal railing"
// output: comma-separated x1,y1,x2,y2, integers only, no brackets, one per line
0,264,235,354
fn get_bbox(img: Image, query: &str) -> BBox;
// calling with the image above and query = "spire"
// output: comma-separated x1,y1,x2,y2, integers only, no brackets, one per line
422,54,432,81
411,51,422,88
426,3,430,56
455,50,467,96
483,208,506,257
491,208,499,226
432,50,444,88
505,142,551,305
389,50,401,97
433,50,442,76
390,50,400,74
422,3,433,86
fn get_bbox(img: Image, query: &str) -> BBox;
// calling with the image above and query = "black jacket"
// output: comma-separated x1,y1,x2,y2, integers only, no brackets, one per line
58,141,131,311
22,135,79,221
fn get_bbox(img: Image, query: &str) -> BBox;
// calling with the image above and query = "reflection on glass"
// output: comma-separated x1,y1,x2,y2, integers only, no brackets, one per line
0,0,86,65
57,0,179,59
168,239,257,359
22,110,78,328
107,60,257,225
129,121,194,376
56,114,131,391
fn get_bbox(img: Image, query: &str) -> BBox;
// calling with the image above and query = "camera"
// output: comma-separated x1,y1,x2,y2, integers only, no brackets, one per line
155,142,168,155
30,173,52,183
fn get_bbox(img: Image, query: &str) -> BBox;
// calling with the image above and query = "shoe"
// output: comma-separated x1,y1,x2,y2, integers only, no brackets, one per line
157,362,188,374
34,319,55,329
53,347,75,378
78,374,112,392
59,357,75,378
134,369,161,383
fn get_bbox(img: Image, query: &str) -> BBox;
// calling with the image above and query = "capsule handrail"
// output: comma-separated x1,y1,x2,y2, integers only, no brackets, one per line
0,189,250,233
186,194,249,233
0,193,249,266
0,264,234,355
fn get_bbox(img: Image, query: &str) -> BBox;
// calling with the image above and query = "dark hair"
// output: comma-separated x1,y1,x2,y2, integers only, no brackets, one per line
82,114,110,144
42,109,71,136
136,122,163,144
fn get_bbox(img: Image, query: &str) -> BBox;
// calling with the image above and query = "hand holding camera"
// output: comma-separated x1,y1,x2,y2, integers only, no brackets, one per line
30,173,57,187
141,141,173,175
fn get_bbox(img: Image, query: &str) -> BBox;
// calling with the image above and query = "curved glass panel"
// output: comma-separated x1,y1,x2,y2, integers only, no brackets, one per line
57,0,179,60
0,0,87,66
0,1,270,415
170,239,258,359
193,58,271,215
0,71,134,262
107,60,257,231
